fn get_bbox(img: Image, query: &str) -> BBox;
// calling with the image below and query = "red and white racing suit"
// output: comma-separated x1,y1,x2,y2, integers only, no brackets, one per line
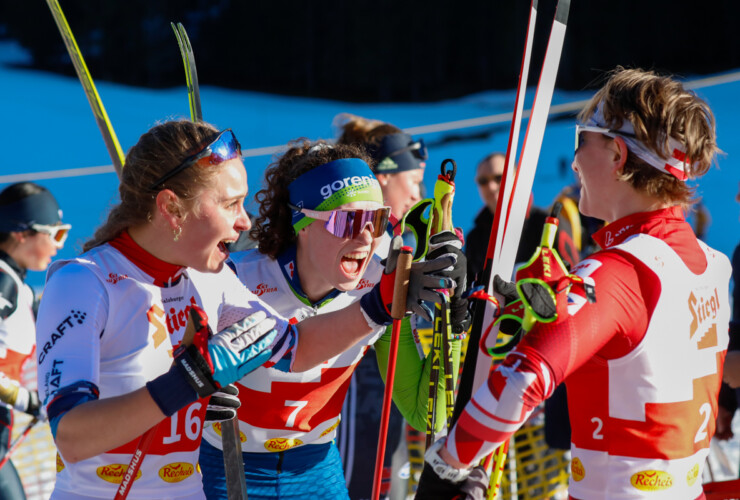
447,207,731,499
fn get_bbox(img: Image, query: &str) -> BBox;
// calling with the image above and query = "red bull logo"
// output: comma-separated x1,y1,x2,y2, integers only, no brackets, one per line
96,464,141,484
630,470,673,491
159,462,194,483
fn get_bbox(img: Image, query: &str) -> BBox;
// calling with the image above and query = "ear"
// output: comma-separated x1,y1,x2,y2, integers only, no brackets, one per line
375,173,390,187
612,136,629,174
155,189,183,229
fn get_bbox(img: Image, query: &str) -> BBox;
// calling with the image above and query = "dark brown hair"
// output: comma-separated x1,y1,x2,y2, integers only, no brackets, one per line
251,140,372,258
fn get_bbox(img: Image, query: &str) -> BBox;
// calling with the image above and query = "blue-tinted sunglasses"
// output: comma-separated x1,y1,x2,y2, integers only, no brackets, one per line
149,129,242,190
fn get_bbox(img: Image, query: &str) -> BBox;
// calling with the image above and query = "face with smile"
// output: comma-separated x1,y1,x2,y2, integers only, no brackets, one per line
572,131,623,222
297,200,383,302
177,158,251,273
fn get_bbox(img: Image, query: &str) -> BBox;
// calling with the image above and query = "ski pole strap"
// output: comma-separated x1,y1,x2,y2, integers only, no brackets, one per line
432,159,456,234
400,199,434,262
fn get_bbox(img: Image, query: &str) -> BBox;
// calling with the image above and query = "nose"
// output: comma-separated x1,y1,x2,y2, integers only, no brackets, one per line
571,159,579,173
355,223,375,244
236,205,251,232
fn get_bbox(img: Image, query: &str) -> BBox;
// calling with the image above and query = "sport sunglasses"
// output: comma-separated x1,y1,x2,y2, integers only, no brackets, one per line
388,138,428,161
289,204,391,239
575,124,635,153
31,223,71,248
149,129,242,190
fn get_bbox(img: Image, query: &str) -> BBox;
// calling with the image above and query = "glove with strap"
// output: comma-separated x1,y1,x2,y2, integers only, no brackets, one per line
0,373,42,417
147,306,284,417
427,230,471,334
416,438,489,499
205,383,241,423
360,235,455,325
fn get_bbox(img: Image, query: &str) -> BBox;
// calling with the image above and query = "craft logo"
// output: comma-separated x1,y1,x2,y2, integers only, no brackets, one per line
571,457,585,482
254,282,278,297
96,464,141,484
106,272,129,285
630,470,673,491
688,287,720,342
686,463,700,486
212,422,247,443
264,437,303,452
319,419,340,437
44,359,64,399
56,452,65,473
355,279,374,290
158,462,194,483
320,175,379,200
38,310,88,364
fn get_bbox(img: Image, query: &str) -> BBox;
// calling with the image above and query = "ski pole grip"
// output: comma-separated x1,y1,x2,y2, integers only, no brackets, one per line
391,247,413,320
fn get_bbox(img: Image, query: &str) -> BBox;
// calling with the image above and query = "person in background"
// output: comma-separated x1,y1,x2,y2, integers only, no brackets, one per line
0,182,69,499
417,67,729,500
465,152,578,290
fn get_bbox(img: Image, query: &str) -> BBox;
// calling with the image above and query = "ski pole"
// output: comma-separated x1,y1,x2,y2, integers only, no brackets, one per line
170,22,249,500
0,416,39,471
371,246,413,500
113,424,159,500
44,0,125,177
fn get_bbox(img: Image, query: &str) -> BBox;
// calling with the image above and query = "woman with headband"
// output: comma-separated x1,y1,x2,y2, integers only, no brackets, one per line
34,121,456,499
417,67,730,500
335,115,469,498
0,182,69,499
198,141,466,499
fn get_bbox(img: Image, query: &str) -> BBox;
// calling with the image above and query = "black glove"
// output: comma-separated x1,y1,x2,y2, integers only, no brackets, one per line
205,384,241,423
427,231,470,333
416,438,474,499
360,235,455,324
25,389,41,418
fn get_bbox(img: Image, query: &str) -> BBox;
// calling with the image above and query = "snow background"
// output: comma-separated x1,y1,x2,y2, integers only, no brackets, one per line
2,36,740,486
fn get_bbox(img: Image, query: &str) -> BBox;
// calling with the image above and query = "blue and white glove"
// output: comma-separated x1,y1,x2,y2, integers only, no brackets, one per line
147,306,282,416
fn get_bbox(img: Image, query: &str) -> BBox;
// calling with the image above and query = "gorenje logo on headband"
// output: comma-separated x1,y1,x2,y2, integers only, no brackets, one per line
319,176,380,199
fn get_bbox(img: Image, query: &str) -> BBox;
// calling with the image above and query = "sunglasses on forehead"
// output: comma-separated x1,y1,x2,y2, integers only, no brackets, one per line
31,223,71,248
387,138,428,161
289,204,391,239
574,124,636,153
148,129,242,190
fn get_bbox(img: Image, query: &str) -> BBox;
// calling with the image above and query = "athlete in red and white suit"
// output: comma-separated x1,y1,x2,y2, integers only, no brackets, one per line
418,68,730,500
448,207,730,499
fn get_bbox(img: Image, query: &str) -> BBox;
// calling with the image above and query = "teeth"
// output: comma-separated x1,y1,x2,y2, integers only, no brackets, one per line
344,251,368,260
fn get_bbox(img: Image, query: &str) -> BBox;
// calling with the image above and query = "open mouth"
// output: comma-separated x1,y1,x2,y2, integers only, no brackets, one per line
340,250,369,277
218,240,234,256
